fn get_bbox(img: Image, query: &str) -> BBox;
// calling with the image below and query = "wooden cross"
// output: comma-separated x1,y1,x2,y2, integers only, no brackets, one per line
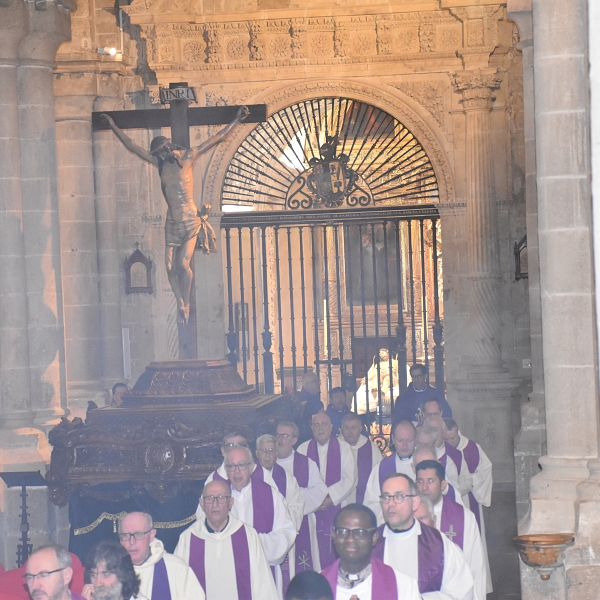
92,82,267,359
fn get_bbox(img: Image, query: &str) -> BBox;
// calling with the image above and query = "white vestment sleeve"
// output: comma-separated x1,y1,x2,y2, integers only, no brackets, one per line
302,459,328,514
436,533,476,600
245,525,281,600
285,472,305,531
470,445,493,507
327,439,357,506
364,466,385,525
460,509,486,600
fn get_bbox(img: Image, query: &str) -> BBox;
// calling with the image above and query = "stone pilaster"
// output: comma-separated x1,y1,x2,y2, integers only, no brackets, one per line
0,0,33,429
93,95,125,391
507,0,547,523
18,0,71,425
55,80,107,416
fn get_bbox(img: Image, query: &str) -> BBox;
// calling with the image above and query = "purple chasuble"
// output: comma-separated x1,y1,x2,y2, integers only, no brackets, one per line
190,527,252,599
70,594,86,600
214,469,275,534
444,442,463,475
440,496,465,550
321,557,398,600
151,558,172,600
307,436,342,568
378,454,399,489
445,483,458,502
291,452,313,573
461,440,482,531
373,522,444,594
355,439,373,504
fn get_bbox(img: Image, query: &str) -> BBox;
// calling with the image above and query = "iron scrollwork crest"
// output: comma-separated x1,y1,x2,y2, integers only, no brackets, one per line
286,136,373,210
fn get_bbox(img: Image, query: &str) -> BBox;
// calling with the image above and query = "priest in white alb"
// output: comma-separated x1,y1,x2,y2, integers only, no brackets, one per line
198,445,296,597
297,411,357,569
339,412,382,504
254,433,304,593
375,472,475,600
119,511,204,600
364,420,417,525
174,479,278,600
445,418,493,594
276,420,328,575
416,460,486,600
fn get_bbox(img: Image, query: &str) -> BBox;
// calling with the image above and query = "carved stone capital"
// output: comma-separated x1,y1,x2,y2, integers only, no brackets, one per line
451,68,504,110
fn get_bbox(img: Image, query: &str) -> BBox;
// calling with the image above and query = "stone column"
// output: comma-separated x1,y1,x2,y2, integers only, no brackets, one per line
507,0,547,523
55,83,106,415
18,1,71,424
452,68,505,373
449,69,520,484
93,95,125,389
0,1,33,429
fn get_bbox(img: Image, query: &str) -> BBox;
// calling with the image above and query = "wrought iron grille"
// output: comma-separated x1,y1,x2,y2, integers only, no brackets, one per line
222,207,444,431
222,98,439,211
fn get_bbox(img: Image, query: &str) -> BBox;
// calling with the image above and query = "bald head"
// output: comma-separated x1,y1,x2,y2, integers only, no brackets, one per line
204,479,230,497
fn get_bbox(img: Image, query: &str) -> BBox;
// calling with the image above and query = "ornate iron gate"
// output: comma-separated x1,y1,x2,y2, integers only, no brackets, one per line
220,97,444,428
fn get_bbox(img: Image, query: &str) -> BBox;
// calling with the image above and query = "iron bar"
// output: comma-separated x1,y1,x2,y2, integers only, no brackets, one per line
322,224,333,388
394,220,408,394
419,219,429,371
432,218,445,391
369,222,383,429
287,227,298,393
237,227,248,381
249,227,260,392
224,227,238,366
358,224,370,420
407,221,418,364
298,227,309,376
260,227,274,393
311,225,321,382
343,223,357,411
333,224,346,389
382,221,395,410
274,227,285,393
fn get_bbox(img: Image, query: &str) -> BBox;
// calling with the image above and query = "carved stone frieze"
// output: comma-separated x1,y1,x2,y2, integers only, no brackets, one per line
450,5,504,50
376,16,393,55
394,79,447,130
333,18,351,58
205,22,223,63
290,18,308,59
451,68,504,111
248,21,266,61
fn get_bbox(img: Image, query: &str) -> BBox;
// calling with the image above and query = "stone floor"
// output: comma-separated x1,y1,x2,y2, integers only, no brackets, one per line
485,486,522,599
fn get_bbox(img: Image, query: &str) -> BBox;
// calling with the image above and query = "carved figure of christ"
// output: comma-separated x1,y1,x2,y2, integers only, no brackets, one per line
102,105,249,329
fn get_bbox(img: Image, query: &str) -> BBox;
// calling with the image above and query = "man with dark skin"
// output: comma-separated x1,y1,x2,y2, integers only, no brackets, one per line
101,106,249,325
320,504,420,600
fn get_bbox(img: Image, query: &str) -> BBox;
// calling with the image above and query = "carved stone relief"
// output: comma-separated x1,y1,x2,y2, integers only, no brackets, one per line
393,80,447,131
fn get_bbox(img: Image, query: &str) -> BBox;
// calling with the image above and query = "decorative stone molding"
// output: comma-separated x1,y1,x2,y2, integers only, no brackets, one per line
451,68,504,110
205,22,223,63
333,18,350,58
290,18,308,59
248,21,265,61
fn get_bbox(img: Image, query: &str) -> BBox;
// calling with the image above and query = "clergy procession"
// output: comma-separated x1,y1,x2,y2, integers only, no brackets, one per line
20,363,494,600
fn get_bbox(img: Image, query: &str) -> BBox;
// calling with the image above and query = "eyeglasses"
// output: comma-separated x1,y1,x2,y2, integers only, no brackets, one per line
223,441,248,448
118,530,152,542
257,448,275,454
276,433,293,439
380,492,416,504
23,568,66,584
202,494,231,504
333,527,377,540
224,462,251,471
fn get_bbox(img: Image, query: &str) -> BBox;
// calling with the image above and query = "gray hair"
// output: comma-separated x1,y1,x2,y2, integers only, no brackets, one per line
256,434,276,448
277,420,299,438
418,495,435,518
417,425,437,438
224,445,253,464
424,416,446,432
118,511,154,532
30,544,72,569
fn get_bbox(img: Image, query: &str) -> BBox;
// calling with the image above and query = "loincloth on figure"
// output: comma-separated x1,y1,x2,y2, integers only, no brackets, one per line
165,216,202,247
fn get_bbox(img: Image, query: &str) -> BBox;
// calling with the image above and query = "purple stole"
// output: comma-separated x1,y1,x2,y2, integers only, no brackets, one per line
307,435,342,568
373,523,444,594
70,595,86,600
291,452,314,573
445,483,459,502
444,442,464,475
461,439,483,531
213,470,275,534
252,464,287,497
151,558,171,600
440,496,466,550
190,528,252,599
355,438,373,504
321,557,398,599
378,454,399,489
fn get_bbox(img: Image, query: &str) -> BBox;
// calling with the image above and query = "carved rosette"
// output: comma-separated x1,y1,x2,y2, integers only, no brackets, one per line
248,21,266,61
290,18,308,59
451,69,504,111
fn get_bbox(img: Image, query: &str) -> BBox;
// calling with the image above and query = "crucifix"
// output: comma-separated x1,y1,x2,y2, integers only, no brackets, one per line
93,82,267,359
